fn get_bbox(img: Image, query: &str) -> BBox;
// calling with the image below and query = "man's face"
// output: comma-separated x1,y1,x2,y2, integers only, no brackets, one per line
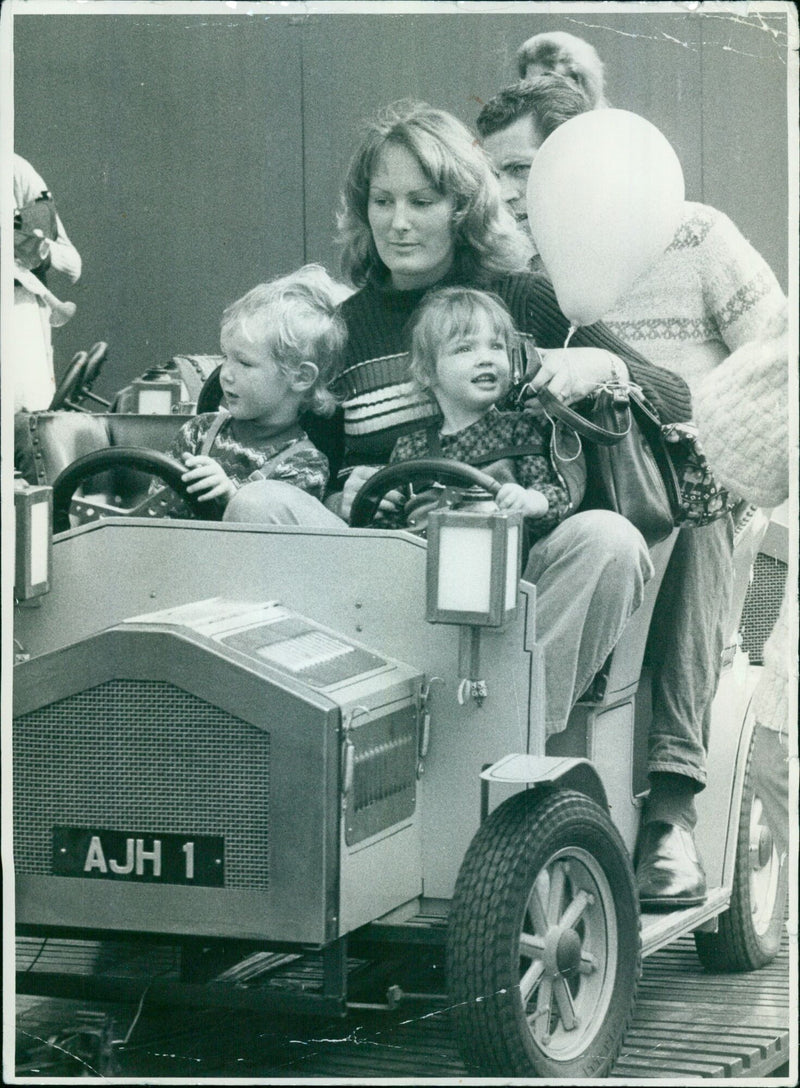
482,114,545,235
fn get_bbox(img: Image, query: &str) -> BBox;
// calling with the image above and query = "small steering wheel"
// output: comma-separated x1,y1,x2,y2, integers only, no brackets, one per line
49,350,89,411
196,364,223,414
349,458,502,528
51,447,208,534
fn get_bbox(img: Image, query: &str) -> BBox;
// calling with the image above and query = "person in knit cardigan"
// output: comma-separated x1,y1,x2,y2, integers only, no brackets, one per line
693,313,793,858
477,75,787,908
315,100,692,743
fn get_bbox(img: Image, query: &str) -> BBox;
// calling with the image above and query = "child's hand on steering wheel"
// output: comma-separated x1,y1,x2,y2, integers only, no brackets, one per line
180,453,237,503
338,464,405,523
496,482,549,518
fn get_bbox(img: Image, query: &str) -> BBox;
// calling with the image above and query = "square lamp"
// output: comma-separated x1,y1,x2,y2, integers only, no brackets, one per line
130,376,183,414
426,507,522,628
14,477,53,600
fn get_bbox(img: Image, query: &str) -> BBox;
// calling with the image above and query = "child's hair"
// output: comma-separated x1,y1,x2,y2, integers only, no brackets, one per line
408,287,517,391
220,264,348,416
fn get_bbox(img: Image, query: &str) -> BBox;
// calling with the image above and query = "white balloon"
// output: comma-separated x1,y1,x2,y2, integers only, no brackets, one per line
527,110,685,327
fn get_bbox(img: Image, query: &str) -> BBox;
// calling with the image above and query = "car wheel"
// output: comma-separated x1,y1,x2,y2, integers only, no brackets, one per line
446,788,640,1078
694,730,787,972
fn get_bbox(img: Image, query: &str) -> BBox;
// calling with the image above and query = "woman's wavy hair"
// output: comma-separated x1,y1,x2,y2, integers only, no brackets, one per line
220,263,348,417
408,286,517,395
338,101,531,288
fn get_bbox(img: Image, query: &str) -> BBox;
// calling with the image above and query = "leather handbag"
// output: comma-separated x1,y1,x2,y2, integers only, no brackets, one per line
537,383,733,544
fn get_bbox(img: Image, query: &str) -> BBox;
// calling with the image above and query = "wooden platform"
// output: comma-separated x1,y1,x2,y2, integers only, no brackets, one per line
15,929,793,1079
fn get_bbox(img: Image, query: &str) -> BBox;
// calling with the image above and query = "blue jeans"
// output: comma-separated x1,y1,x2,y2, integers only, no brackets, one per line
645,515,735,789
523,510,653,735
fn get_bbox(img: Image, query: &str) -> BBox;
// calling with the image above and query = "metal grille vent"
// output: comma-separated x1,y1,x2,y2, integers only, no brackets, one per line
13,679,270,889
345,705,418,846
740,554,787,665
353,734,416,812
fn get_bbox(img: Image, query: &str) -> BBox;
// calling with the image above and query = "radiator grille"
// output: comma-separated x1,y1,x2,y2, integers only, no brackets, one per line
740,554,787,665
345,704,418,846
13,679,270,889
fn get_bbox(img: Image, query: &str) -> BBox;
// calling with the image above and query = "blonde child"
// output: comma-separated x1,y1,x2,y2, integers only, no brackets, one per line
390,286,570,539
170,264,346,526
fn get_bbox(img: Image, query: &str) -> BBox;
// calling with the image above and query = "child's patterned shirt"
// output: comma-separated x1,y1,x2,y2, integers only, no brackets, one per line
390,406,570,540
171,412,329,500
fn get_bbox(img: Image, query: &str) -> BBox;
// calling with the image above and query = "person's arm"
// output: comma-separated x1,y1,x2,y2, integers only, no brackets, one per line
695,207,786,357
692,316,789,508
42,213,82,283
501,272,693,423
14,158,82,283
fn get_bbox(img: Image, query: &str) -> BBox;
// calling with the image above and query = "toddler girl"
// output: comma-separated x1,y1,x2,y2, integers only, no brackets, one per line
390,286,570,541
170,264,346,523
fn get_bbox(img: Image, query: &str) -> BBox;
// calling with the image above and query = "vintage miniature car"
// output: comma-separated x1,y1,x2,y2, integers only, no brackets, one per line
12,410,787,1078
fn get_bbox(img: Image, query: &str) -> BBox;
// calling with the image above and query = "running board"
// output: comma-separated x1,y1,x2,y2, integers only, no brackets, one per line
641,888,730,957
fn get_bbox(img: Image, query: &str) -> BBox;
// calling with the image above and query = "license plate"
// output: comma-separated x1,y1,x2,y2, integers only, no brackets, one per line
53,826,224,887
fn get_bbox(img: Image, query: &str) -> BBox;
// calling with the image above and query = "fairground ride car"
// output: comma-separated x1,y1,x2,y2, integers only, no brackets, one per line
11,410,788,1079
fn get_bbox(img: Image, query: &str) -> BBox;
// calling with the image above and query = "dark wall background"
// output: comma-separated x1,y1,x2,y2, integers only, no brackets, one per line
13,9,790,400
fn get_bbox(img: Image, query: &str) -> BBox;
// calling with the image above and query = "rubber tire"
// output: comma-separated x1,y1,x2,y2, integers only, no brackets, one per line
694,729,787,972
446,788,641,1079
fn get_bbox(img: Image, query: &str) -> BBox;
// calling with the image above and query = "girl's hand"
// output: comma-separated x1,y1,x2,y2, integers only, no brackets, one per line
339,464,404,522
496,483,549,518
180,454,236,503
528,348,628,404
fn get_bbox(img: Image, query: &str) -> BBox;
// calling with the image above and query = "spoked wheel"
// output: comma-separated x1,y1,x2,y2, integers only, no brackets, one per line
447,788,640,1079
694,728,787,971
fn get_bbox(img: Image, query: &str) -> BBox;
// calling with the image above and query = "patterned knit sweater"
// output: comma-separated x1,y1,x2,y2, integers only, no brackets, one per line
332,267,693,477
604,202,787,394
391,407,571,541
170,413,329,499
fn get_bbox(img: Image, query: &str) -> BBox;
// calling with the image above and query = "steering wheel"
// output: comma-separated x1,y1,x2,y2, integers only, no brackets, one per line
51,447,208,534
196,364,223,414
349,458,502,528
49,350,89,410
83,341,108,387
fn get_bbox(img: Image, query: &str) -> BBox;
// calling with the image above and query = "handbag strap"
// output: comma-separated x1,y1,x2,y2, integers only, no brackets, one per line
537,386,631,446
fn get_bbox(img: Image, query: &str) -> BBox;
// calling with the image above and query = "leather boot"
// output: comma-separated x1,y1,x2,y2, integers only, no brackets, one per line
636,820,707,908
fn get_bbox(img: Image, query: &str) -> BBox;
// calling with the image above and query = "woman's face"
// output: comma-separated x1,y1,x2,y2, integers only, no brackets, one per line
367,142,456,290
